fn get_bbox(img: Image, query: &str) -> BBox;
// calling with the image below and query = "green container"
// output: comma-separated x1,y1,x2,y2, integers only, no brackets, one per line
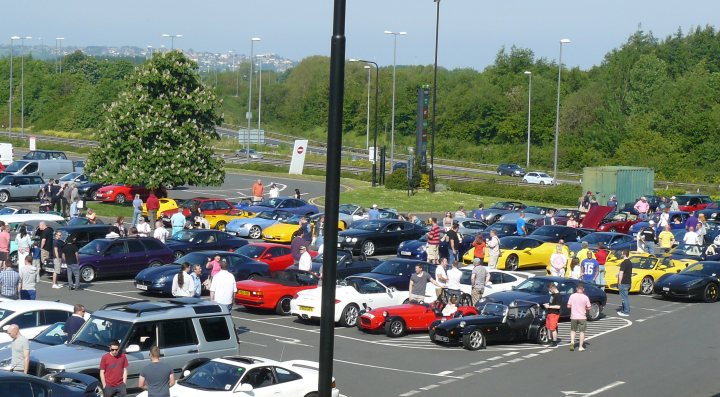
582,166,654,207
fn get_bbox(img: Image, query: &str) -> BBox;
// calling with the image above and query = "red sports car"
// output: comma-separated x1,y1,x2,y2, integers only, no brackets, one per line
182,197,243,216
358,302,478,337
235,242,317,272
583,205,640,233
94,184,164,205
235,270,318,315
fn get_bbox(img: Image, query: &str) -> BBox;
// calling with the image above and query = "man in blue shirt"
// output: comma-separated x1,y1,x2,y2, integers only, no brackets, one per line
516,212,527,236
472,204,484,220
190,264,203,297
368,204,380,220
580,251,599,284
170,210,186,236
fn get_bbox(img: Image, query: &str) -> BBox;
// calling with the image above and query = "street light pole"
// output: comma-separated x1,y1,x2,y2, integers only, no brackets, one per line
9,36,19,134
20,36,31,138
384,30,406,172
55,37,64,73
553,39,571,186
245,37,261,162
349,59,379,187
364,65,371,150
147,45,153,59
430,0,441,192
524,71,532,169
258,56,263,131
161,33,182,50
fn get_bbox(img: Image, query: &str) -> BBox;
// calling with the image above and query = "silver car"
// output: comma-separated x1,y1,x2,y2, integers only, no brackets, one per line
0,175,45,203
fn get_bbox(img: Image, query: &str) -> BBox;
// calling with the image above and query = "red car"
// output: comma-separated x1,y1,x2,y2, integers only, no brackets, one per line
235,270,318,315
94,185,164,204
182,198,243,216
675,194,713,212
235,242,318,272
358,302,478,337
582,205,641,233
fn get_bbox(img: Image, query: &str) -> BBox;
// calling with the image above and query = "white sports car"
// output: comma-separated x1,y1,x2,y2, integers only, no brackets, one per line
0,300,78,343
137,356,340,397
422,267,535,303
291,276,409,327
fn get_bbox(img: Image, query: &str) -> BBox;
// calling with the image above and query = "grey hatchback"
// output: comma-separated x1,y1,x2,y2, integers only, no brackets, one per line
0,175,44,202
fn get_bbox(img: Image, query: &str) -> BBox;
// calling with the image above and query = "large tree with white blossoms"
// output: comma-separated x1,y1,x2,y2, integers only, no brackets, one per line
85,50,225,189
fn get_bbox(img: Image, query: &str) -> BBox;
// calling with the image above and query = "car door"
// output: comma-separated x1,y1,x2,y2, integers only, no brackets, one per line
125,239,150,275
364,278,401,308
200,200,217,215
158,318,199,375
100,241,128,276
15,176,32,198
381,222,404,248
8,310,43,339
265,246,292,270
240,366,278,396
124,322,158,383
214,200,233,214
40,310,71,327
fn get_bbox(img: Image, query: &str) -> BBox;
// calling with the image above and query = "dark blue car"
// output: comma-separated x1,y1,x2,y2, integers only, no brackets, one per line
396,233,475,261
480,276,607,320
0,371,99,397
134,250,270,295
165,229,248,259
353,258,436,290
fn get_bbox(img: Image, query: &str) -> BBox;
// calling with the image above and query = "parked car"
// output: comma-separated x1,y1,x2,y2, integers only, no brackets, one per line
478,221,537,240
56,224,121,249
94,184,164,204
0,206,31,216
0,175,44,203
165,229,248,259
241,197,319,216
476,236,560,271
358,302,479,337
529,225,589,243
3,159,74,180
629,211,690,237
522,172,554,185
0,322,69,369
58,172,88,184
481,201,527,224
339,203,367,226
235,148,264,159
262,215,345,244
181,198,243,216
605,254,686,295
285,251,381,280
44,237,175,282
0,300,77,343
496,163,526,177
0,371,100,397
235,242,316,272
554,209,583,226
352,258,436,291
134,251,270,295
338,219,428,256
455,219,488,235
226,210,293,239
500,206,556,225
581,205,641,233
654,261,720,302
23,150,67,160
75,181,109,200
675,194,713,212
235,270,319,315
566,232,636,255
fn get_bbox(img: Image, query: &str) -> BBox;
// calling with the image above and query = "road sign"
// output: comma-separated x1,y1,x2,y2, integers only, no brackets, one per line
289,139,309,175
297,146,305,154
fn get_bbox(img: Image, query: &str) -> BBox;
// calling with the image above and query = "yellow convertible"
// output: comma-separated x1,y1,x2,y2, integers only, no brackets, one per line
605,253,687,294
463,236,559,271
205,211,253,231
142,198,180,218
263,215,346,244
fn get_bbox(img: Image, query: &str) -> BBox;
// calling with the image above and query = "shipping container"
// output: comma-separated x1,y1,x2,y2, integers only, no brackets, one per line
582,166,654,207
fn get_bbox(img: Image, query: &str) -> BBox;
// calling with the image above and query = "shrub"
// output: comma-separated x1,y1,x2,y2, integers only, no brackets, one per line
385,170,411,190
446,180,581,206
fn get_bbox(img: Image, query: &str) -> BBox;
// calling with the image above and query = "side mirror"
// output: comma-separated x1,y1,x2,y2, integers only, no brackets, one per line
125,344,140,353
511,286,516,290
1,325,9,332
388,286,397,293
182,370,191,378
238,383,254,392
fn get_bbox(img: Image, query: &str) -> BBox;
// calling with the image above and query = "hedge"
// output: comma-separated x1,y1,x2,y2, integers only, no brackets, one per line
446,179,582,206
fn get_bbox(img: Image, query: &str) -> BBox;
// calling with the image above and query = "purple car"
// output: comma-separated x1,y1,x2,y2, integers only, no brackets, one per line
239,196,319,216
45,237,174,283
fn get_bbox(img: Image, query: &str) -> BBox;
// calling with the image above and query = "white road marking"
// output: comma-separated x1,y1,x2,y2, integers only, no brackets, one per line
80,288,143,301
438,379,456,384
522,353,539,358
562,381,625,396
486,356,504,361
334,359,462,379
470,360,487,365
539,349,553,353
436,370,454,376
419,384,438,391
474,368,492,373
491,362,508,368
399,391,420,397
507,358,524,363
502,351,519,356
275,338,313,347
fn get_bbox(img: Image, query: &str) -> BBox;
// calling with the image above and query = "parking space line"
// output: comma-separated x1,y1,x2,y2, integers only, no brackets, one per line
334,359,462,379
438,379,456,384
503,351,519,356
399,391,420,397
470,360,487,365
419,384,438,391
523,353,539,358
79,288,143,301
474,368,492,374
436,370,454,376
486,356,504,361
491,362,508,368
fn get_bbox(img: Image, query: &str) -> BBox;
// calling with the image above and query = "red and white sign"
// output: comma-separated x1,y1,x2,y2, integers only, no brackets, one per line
289,139,308,175
297,146,304,154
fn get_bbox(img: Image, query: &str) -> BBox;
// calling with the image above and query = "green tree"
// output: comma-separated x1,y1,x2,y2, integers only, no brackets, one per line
85,51,224,189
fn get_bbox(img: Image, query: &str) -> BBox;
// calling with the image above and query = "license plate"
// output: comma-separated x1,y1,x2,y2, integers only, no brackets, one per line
434,335,450,342
238,290,251,296
43,267,53,273
401,251,412,256
299,305,314,312
264,235,272,239
663,287,669,291
136,284,148,290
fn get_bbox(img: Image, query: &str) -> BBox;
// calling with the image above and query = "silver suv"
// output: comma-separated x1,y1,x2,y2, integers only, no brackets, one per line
28,298,239,388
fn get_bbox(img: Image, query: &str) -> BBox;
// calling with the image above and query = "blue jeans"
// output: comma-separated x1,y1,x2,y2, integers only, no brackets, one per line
68,264,81,288
131,210,141,227
619,284,630,314
20,290,36,300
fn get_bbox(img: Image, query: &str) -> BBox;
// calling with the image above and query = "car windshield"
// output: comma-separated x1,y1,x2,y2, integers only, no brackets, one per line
556,209,575,217
339,204,359,215
170,230,201,242
0,309,15,322
33,322,68,346
352,220,383,231
59,173,81,182
672,243,705,257
531,226,566,237
487,223,513,233
514,278,553,293
0,208,16,215
490,202,510,210
524,206,547,215
581,234,613,245
538,173,551,178
371,260,410,276
176,252,218,265
255,211,276,220
283,216,302,225
4,161,28,173
480,303,508,317
180,360,245,391
72,317,132,349
312,253,345,264
79,240,113,255
257,198,283,208
630,257,657,270
499,237,531,249
680,262,720,277
235,245,265,259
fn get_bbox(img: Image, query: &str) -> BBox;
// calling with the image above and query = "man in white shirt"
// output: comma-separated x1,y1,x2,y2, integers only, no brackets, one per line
683,226,701,246
434,258,448,298
209,260,237,312
298,246,313,272
153,221,170,243
445,262,463,301
136,218,151,237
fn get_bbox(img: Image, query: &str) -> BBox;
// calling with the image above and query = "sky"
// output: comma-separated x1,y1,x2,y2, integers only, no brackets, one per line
5,0,720,70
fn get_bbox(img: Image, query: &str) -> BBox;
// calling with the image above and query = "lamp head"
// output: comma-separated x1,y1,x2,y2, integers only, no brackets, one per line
383,30,393,34
524,71,532,75
560,39,571,44
251,37,261,42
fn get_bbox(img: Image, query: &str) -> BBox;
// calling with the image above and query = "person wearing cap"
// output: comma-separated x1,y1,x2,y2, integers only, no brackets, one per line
368,204,380,220
298,246,313,272
670,196,679,212
470,257,490,304
640,220,657,254
606,195,618,209
634,196,650,220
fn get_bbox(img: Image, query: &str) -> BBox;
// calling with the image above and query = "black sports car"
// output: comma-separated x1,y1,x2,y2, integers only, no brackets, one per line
165,229,248,259
654,261,720,302
430,300,548,350
0,371,99,397
75,181,109,200
286,251,381,281
338,219,428,256
529,225,590,243
480,276,607,320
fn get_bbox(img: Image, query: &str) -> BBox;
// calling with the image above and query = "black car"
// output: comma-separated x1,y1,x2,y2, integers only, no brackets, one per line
480,276,607,320
479,221,537,240
353,258,436,290
286,251,381,281
430,300,548,350
134,250,270,295
57,224,119,248
529,225,589,243
165,229,249,259
338,219,427,256
654,261,720,302
75,181,109,200
0,370,99,397
496,163,526,177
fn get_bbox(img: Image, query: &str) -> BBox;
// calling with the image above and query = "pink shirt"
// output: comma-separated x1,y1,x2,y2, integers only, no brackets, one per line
567,292,591,320
0,231,9,253
634,200,649,214
208,260,221,277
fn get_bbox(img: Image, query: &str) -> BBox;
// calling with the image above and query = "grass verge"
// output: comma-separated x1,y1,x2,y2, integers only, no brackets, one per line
86,202,133,219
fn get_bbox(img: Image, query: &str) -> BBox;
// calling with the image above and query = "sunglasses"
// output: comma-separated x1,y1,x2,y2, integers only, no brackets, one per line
110,348,119,351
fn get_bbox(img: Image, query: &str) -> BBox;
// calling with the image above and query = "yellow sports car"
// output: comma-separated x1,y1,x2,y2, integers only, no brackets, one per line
605,253,687,294
142,198,180,218
262,215,346,244
205,211,253,231
484,236,559,271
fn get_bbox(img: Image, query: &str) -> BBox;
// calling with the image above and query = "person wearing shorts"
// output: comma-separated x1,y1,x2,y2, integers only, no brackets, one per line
567,283,591,351
543,283,562,347
426,218,441,264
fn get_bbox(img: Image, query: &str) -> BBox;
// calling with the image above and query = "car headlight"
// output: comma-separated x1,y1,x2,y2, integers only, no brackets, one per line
351,237,358,243
157,276,169,284
382,311,388,317
459,321,466,328
106,190,113,194
398,242,405,249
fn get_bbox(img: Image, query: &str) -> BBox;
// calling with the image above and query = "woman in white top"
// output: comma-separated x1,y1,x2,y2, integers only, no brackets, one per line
171,263,196,297
136,218,151,237
442,212,454,231
298,246,313,272
268,183,280,198
15,226,32,267
441,296,459,317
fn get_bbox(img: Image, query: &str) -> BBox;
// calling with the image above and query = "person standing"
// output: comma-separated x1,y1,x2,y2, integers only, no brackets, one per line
18,256,39,300
567,283,591,351
62,238,81,291
139,346,175,397
14,226,32,268
426,218,441,264
114,217,127,238
268,183,280,198
290,232,306,265
658,225,675,253
7,325,29,373
595,242,608,290
617,250,632,317
69,197,80,218
641,221,657,254
486,230,500,269
63,304,86,341
549,245,568,277
100,340,128,397
543,283,562,347
683,226,701,246
146,191,160,232
153,221,170,243
0,222,9,269
190,264,203,298
580,251,599,285
434,258,448,298
38,222,55,283
408,264,440,303
209,260,237,312
471,234,486,264
445,262,463,301
634,196,650,220
454,206,466,219
62,183,73,217
312,215,325,248
136,218,151,237
206,255,222,279
299,217,312,244
251,179,264,204
171,263,195,297
669,196,679,212
446,223,460,267
545,209,556,226
298,246,313,272
516,212,527,236
170,210,185,237
131,194,143,227
442,212,453,231
51,230,63,289
368,204,380,220
607,195,618,209
51,180,62,213
658,207,670,230
569,257,582,280
472,203,484,220
470,258,489,304
0,262,20,300
566,215,579,228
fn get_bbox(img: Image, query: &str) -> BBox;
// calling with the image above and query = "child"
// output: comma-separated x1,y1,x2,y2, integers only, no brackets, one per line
442,295,459,317
570,257,582,280
31,240,41,268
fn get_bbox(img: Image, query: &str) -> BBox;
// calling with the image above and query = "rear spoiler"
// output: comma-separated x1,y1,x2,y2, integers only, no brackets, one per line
44,372,100,394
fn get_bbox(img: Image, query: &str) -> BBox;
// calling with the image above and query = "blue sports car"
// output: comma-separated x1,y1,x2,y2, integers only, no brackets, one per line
480,276,607,320
134,250,270,295
165,229,248,259
225,210,293,239
353,258,436,290
239,197,320,216
397,233,475,261
628,211,689,236
0,370,100,397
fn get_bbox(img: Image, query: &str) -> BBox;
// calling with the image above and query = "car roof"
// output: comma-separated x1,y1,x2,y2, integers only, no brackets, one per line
93,298,228,322
248,242,285,248
0,300,73,311
59,224,114,231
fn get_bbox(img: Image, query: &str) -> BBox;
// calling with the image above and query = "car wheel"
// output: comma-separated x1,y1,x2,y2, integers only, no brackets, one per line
0,191,9,203
588,302,602,321
505,254,519,271
462,329,486,351
536,325,550,344
248,273,261,280
36,191,43,200
115,194,126,205
148,261,162,268
173,251,184,259
703,283,719,303
429,328,440,344
384,317,407,337
361,240,375,256
339,304,360,327
275,296,293,315
92,384,104,397
249,225,262,239
540,181,545,185
640,276,654,295
90,190,99,201
216,221,227,232
81,266,96,283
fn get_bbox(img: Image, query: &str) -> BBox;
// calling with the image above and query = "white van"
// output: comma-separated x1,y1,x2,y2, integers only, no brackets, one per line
0,144,12,166
3,159,75,180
